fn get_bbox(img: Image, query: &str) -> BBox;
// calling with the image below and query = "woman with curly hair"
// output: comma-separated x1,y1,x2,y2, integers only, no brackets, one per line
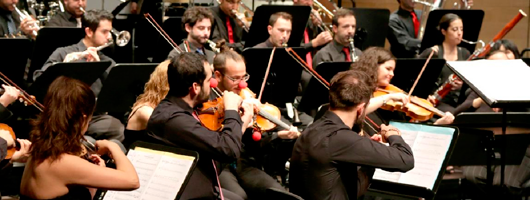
20,76,139,200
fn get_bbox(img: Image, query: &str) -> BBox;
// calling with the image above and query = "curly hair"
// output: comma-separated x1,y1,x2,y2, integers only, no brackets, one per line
350,47,396,85
29,76,96,164
132,60,170,109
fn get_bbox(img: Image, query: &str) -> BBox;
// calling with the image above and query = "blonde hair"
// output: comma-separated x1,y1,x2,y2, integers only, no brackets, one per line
132,60,170,110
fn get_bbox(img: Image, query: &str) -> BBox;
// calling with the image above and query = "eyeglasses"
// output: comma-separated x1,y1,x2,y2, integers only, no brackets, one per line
224,73,250,83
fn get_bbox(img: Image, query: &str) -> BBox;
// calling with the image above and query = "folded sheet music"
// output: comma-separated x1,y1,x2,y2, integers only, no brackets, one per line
373,122,455,190
103,147,196,200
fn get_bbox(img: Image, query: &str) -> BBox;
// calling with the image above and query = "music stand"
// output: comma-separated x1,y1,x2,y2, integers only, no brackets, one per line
419,10,484,54
243,5,310,48
298,62,351,116
0,38,31,88
447,59,530,191
391,58,446,99
350,8,390,50
95,63,158,114
242,47,305,107
522,58,530,66
152,16,186,63
28,27,85,82
28,61,112,103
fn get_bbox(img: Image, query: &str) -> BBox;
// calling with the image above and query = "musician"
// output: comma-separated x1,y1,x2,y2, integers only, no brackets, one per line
0,85,30,161
167,6,215,64
147,52,254,200
124,60,169,148
350,47,454,136
290,70,415,200
46,0,86,27
20,76,139,200
253,12,291,48
387,0,421,58
210,0,246,52
34,10,126,144
492,39,520,59
420,13,470,113
312,8,362,69
212,46,300,199
0,0,38,38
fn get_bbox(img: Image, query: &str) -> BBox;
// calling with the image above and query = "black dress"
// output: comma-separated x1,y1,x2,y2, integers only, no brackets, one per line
20,186,91,200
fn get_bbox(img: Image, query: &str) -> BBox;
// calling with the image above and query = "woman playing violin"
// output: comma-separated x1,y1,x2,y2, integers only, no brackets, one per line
20,76,139,200
419,13,470,113
352,47,454,136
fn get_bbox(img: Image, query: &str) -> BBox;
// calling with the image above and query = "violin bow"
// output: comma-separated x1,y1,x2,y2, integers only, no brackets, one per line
257,47,277,102
407,50,434,97
0,71,44,112
143,13,184,53
284,48,381,134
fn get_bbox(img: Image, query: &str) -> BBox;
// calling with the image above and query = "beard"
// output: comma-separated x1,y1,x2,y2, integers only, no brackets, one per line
197,87,210,105
191,32,208,44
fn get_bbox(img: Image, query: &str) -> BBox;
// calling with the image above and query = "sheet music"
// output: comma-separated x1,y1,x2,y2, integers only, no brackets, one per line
373,122,455,190
103,147,195,200
447,59,530,102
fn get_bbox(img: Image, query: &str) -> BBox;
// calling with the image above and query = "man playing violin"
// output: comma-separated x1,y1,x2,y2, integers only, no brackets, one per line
254,12,292,48
34,10,126,147
148,52,254,200
212,46,301,199
290,70,415,200
210,0,247,52
312,8,362,69
167,6,216,64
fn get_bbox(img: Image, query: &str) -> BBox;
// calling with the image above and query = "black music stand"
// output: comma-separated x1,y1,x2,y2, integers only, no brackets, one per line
28,27,85,82
95,63,158,114
242,47,305,107
523,58,530,66
0,38,31,88
419,10,484,54
447,59,530,192
391,58,446,99
28,61,112,103
298,62,351,116
350,8,390,50
243,5,310,48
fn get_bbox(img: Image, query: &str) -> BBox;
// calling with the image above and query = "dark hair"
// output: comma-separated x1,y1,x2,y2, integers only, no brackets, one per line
182,6,214,30
485,50,508,59
81,9,113,32
214,40,245,74
329,70,376,111
332,8,355,26
438,13,461,31
268,12,292,26
492,39,520,59
29,76,96,164
350,47,396,84
167,52,208,97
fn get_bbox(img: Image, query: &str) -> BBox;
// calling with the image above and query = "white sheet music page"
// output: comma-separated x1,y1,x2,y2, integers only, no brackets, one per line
103,147,195,200
447,59,530,102
373,122,455,190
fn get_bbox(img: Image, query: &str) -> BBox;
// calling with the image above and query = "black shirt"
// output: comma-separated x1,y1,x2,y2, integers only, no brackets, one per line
387,8,422,58
147,95,243,200
210,6,245,52
167,40,215,64
253,39,273,48
34,39,115,96
312,40,362,69
46,11,79,27
290,110,414,200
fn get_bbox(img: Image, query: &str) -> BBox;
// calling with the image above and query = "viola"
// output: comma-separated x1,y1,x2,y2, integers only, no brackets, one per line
374,84,445,122
3,123,20,160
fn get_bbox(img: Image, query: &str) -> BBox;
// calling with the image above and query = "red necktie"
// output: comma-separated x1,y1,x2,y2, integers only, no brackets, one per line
342,47,351,62
304,29,313,69
226,16,234,44
410,11,420,38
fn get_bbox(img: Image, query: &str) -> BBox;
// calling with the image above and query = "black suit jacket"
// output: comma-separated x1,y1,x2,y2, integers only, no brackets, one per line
210,6,245,52
0,8,21,36
387,8,422,58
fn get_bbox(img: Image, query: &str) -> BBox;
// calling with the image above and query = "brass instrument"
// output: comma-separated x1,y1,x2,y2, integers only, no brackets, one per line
461,38,485,54
80,7,131,46
207,39,220,53
348,36,358,62
413,0,472,40
231,10,250,32
313,0,336,20
281,38,287,47
13,4,39,37
310,10,331,33
216,0,252,32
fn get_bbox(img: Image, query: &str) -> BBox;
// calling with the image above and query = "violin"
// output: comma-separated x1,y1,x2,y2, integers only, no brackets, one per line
4,123,20,160
374,84,445,122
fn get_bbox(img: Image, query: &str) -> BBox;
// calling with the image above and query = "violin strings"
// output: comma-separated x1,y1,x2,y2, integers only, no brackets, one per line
408,50,434,97
258,47,276,102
